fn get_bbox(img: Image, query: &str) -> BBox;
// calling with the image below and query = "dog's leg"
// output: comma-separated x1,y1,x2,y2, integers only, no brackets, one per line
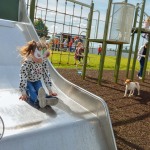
124,87,128,97
131,89,134,95
129,90,133,97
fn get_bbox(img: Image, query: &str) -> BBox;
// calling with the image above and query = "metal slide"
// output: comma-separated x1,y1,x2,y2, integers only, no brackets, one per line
0,0,117,150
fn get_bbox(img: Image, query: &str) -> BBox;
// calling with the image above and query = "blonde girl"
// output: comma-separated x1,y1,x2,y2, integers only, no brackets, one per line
19,40,58,109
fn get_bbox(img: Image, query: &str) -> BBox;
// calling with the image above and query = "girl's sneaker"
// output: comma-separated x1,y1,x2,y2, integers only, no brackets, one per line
45,95,59,106
139,76,142,80
38,87,47,108
38,87,59,108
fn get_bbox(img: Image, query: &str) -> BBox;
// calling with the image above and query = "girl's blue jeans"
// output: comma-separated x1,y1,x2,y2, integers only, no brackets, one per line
26,80,42,103
138,57,145,77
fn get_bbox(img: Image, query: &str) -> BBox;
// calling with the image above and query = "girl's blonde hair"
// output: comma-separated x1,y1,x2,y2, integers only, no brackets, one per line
77,42,83,47
36,41,48,49
146,16,150,21
19,40,36,60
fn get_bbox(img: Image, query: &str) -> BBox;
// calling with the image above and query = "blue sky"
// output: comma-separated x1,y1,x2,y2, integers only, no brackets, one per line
74,0,150,49
81,0,150,16
74,0,150,48
79,0,150,24
33,0,150,49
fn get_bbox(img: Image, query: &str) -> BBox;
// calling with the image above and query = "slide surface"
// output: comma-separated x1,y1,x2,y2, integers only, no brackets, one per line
0,1,117,150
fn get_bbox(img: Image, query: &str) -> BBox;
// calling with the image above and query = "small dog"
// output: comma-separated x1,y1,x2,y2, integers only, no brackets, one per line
124,79,140,97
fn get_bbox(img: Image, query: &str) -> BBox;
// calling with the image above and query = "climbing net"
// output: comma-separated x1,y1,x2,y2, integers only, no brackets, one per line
26,0,92,64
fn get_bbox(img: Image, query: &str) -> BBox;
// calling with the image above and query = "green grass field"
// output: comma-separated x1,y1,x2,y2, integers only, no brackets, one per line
49,51,150,71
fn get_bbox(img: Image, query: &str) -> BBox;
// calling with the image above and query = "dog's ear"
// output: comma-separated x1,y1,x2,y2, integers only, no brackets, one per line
125,79,132,83
128,79,132,82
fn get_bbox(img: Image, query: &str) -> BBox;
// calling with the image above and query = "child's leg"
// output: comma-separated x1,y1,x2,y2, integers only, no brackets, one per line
34,80,43,94
33,80,46,107
27,80,42,102
38,87,47,108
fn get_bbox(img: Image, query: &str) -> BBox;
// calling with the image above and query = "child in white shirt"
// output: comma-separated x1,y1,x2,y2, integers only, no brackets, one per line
32,42,50,63
142,16,150,39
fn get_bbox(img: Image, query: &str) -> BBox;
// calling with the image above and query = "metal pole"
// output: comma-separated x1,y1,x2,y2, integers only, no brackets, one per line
93,10,100,39
126,3,139,78
130,0,146,80
30,0,36,23
82,2,94,79
98,0,112,84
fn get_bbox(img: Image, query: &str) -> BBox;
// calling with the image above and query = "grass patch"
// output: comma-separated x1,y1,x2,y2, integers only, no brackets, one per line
49,51,149,71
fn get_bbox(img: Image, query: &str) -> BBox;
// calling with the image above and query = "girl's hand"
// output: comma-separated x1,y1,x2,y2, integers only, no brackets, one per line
49,91,57,96
19,94,28,101
51,92,57,96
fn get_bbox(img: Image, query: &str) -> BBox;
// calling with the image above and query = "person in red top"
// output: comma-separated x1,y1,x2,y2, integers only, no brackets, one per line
68,39,73,52
98,45,102,55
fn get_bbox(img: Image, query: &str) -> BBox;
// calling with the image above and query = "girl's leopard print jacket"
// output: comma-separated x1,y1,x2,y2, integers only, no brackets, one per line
19,59,52,95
